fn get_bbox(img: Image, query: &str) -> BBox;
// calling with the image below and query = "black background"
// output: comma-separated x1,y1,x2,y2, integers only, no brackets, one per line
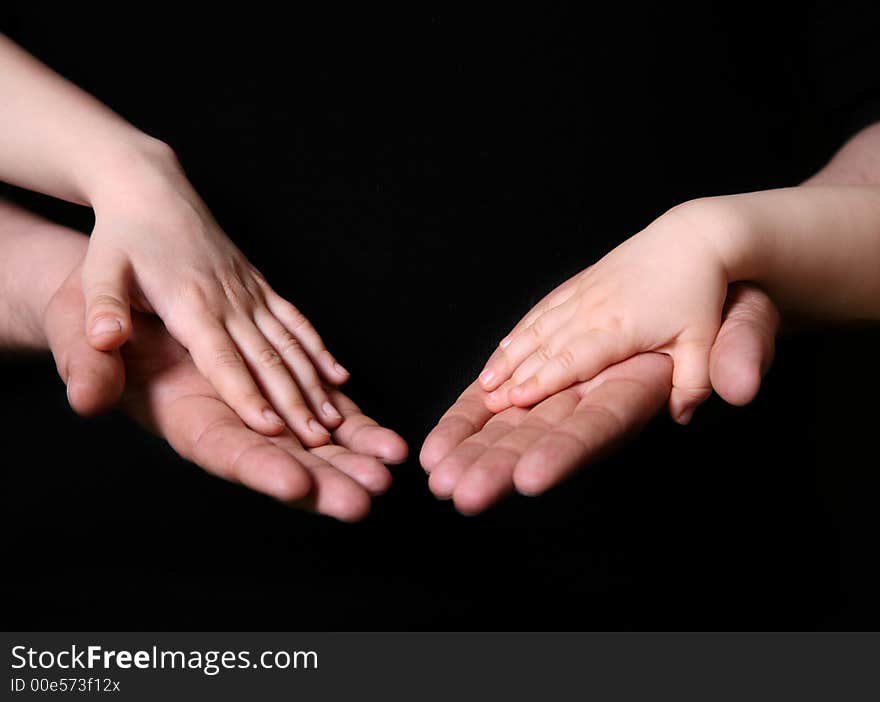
2,3,879,630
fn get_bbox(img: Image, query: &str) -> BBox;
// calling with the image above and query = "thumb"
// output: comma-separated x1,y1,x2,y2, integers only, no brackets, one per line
82,247,133,351
45,265,126,417
709,283,779,406
669,341,713,425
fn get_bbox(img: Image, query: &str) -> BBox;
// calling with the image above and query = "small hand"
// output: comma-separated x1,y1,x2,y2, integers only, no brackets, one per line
81,146,349,445
478,201,737,423
423,283,777,514
45,264,408,521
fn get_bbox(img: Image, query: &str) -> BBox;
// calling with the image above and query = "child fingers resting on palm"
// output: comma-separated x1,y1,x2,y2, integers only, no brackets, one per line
479,185,880,423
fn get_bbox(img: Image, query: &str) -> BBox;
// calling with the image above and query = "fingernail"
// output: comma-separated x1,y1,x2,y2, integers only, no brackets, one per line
479,369,496,386
309,419,331,436
499,337,511,348
263,409,285,426
678,408,695,425
334,362,349,376
322,402,342,419
91,317,121,335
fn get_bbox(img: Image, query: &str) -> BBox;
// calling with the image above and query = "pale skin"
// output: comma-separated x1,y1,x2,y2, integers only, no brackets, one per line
0,200,408,521
478,158,880,424
0,34,348,446
423,120,880,514
2,25,878,517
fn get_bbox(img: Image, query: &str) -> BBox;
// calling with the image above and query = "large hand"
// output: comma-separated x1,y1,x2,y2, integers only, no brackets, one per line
83,144,351,445
421,283,778,515
44,265,408,521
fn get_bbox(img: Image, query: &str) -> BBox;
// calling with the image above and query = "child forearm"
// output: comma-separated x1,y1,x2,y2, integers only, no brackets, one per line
683,185,880,321
0,34,171,207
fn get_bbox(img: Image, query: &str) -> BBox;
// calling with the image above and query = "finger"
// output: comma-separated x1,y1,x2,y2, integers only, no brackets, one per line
264,289,350,385
285,451,373,522
254,308,344,426
514,353,673,495
225,316,332,447
82,247,133,351
710,283,779,406
181,315,288,436
43,270,126,416
420,381,494,472
483,334,573,412
507,329,628,409
329,389,409,464
669,341,713,424
165,399,313,503
497,271,586,346
311,443,393,496
428,419,517,499
451,395,576,514
479,301,575,392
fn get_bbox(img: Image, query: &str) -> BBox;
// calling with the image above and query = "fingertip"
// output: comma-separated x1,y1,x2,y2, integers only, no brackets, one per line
251,408,286,436
314,349,349,382
428,466,457,499
675,407,696,425
452,489,488,516
363,465,393,496
321,401,344,424
271,468,313,503
668,387,711,425
508,381,538,408
330,490,372,523
66,370,123,418
452,471,507,515
478,368,498,391
87,317,130,351
376,434,409,465
419,437,443,472
484,388,511,413
512,463,551,497
715,363,762,407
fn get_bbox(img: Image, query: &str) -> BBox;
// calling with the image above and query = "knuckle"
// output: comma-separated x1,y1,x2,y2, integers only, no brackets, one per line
281,302,310,331
212,346,245,369
218,275,253,311
257,347,283,369
240,391,266,408
555,347,577,371
536,345,554,363
89,292,126,311
178,279,216,312
277,332,303,356
528,319,544,340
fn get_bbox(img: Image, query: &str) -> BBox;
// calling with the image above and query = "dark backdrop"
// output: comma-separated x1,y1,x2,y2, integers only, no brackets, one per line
2,2,879,630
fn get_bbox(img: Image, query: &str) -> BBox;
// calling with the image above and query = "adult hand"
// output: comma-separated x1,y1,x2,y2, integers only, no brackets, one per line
44,264,408,521
420,282,778,515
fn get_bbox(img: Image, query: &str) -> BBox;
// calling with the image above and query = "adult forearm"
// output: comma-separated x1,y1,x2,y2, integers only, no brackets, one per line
0,200,87,348
0,34,174,207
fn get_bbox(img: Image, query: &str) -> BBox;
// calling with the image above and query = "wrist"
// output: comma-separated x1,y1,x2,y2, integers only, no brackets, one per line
657,196,757,284
80,133,189,211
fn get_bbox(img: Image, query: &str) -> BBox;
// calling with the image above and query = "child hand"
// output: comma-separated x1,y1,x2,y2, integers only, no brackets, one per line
81,147,350,445
478,201,740,423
